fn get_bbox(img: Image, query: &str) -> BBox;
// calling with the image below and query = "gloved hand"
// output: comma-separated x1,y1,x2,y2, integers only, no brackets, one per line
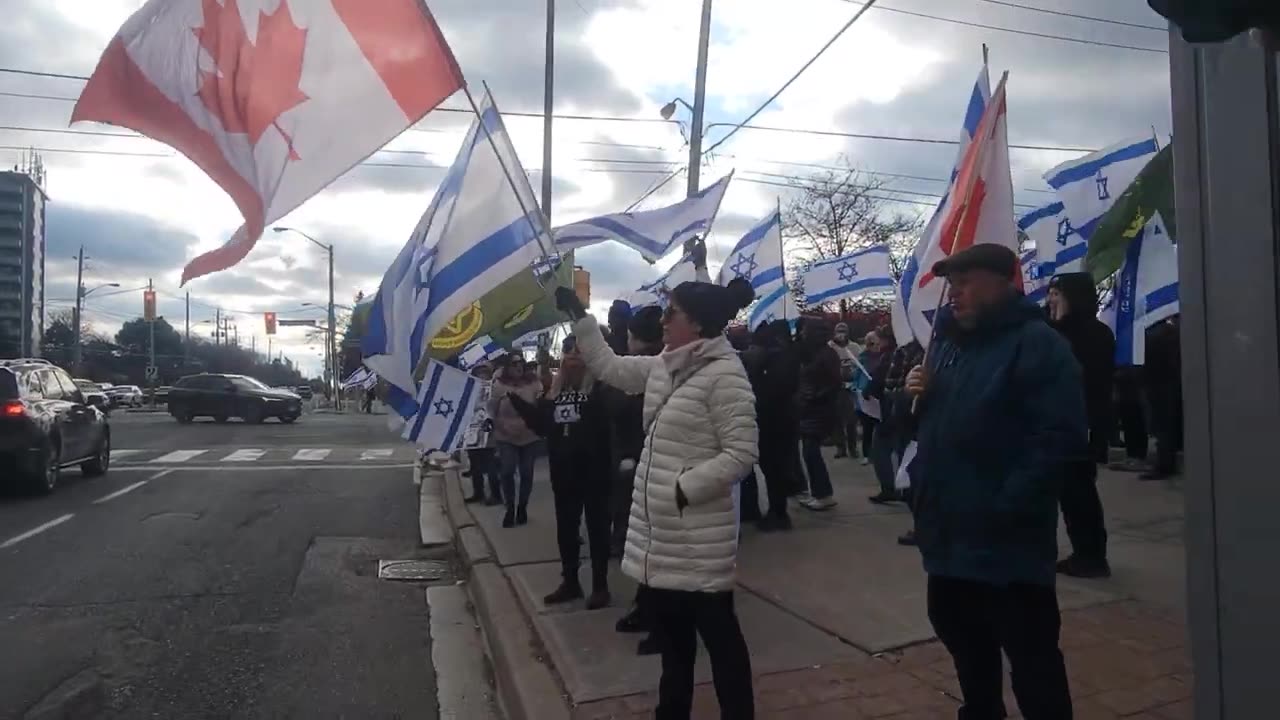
482,419,494,433
554,286,587,320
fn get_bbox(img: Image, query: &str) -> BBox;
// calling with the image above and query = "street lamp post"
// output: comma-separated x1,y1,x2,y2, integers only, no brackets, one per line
274,227,339,410
71,247,119,372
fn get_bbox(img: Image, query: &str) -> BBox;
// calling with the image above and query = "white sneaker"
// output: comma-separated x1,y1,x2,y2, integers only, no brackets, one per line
801,496,838,511
859,458,870,466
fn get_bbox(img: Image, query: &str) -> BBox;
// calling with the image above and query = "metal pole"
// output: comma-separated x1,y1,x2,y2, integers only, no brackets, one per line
184,291,190,368
215,308,221,347
147,278,155,392
687,0,714,197
541,0,555,221
72,245,84,370
328,245,338,411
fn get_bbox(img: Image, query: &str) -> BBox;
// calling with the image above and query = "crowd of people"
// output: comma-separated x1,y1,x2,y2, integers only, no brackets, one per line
447,241,1182,719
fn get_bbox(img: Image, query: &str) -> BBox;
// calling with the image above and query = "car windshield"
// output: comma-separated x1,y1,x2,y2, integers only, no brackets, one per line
230,376,270,391
75,380,102,392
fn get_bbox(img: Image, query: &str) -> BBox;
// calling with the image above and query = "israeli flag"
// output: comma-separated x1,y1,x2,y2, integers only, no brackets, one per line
361,90,549,420
800,245,895,307
1044,137,1159,241
341,366,373,390
553,173,733,262
1021,248,1048,305
746,283,801,330
717,209,784,289
1019,201,1085,277
628,252,708,309
402,359,484,452
1102,212,1179,366
458,335,507,369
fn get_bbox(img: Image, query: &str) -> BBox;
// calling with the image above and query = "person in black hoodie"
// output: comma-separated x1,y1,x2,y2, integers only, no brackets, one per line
796,318,843,511
1047,272,1115,578
508,335,615,609
741,319,801,530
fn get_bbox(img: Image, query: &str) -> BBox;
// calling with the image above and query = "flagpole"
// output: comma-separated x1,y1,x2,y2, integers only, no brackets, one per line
776,196,789,322
1151,125,1161,151
462,84,571,316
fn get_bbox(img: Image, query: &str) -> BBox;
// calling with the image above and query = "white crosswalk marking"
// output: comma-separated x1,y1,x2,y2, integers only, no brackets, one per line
151,450,208,463
292,449,331,461
360,449,393,461
222,449,266,462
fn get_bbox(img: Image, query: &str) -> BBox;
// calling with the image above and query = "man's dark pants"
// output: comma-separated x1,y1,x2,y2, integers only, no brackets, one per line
467,448,500,500
927,575,1073,719
551,471,611,592
1059,458,1107,564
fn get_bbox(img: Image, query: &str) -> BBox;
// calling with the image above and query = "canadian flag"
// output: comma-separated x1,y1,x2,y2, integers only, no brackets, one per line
893,69,1019,348
72,0,464,284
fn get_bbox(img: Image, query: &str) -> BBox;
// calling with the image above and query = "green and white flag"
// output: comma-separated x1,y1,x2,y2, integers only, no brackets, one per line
1085,144,1175,282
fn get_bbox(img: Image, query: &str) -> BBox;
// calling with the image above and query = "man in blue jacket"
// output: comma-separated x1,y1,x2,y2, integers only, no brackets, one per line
905,243,1086,720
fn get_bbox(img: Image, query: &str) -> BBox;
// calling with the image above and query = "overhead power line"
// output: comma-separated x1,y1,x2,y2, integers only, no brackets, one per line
974,0,1167,32
838,0,1168,54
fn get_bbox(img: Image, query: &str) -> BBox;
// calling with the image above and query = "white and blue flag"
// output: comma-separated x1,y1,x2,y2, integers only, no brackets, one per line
457,335,507,369
718,208,796,328
1044,137,1159,241
800,245,895,307
1019,201,1085,277
553,173,733,262
1021,247,1048,305
746,284,801,329
628,252,708,309
1101,212,1179,366
361,90,549,420
341,366,376,390
402,359,484,452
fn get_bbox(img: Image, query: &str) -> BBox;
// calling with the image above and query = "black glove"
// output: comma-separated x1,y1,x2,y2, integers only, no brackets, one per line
685,236,707,269
482,419,494,433
554,286,587,320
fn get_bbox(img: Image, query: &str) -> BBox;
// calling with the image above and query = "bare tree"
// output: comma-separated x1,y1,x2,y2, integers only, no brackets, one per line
780,161,924,314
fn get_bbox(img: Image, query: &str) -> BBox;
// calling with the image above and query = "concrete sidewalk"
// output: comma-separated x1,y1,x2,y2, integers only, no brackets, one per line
444,450,1192,719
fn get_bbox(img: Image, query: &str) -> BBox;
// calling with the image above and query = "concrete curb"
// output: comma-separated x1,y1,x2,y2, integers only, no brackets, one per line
439,467,572,720
418,468,452,547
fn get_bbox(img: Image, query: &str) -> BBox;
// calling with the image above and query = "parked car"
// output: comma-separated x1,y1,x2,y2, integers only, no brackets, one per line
295,385,314,401
0,359,111,493
73,379,111,414
167,373,303,424
104,384,144,408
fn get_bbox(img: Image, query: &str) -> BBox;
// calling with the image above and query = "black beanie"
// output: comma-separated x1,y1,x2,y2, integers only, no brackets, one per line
628,306,663,345
669,278,755,338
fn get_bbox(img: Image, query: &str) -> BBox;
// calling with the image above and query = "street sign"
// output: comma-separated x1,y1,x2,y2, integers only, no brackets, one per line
278,319,317,327
144,365,158,380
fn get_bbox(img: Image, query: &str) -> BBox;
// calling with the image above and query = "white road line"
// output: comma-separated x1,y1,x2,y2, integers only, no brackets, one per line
111,450,142,459
93,481,149,504
151,450,208,463
360,449,393,461
1,514,74,549
292,449,331,461
221,449,267,462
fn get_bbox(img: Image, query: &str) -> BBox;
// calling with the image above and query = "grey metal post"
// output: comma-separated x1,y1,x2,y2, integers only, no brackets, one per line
328,245,338,410
542,0,555,220
1169,30,1280,718
71,246,84,370
687,0,713,197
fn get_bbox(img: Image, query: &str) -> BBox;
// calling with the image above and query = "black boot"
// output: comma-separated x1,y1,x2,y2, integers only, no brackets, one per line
636,633,662,656
586,588,611,610
543,582,584,605
502,507,515,528
516,505,528,526
757,512,793,532
464,492,483,504
1057,555,1111,579
615,605,647,633
485,495,504,506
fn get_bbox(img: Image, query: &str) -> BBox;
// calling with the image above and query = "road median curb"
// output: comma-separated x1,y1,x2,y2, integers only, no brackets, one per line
440,467,571,720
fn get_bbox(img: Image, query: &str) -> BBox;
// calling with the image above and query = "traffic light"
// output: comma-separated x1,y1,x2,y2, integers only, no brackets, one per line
264,312,277,335
143,289,156,321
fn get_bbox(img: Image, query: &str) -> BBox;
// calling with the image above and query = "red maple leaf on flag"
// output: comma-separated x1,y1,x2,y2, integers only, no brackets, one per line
193,0,309,159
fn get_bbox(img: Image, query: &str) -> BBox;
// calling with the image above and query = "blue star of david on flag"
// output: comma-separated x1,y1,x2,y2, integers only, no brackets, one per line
837,262,859,282
434,398,455,418
1056,218,1074,246
403,359,482,453
730,252,758,280
1095,171,1111,201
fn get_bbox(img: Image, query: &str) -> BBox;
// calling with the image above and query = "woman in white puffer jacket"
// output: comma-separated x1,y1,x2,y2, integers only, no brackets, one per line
555,277,759,720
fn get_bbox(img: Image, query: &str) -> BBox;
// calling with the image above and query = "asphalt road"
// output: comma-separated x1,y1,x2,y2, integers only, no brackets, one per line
0,411,444,719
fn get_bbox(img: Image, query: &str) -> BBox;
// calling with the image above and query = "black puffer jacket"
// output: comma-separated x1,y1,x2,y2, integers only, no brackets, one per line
741,320,800,433
796,319,842,437
1049,272,1116,454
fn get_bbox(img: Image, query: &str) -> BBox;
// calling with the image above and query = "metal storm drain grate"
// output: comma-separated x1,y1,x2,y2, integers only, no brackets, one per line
377,559,452,582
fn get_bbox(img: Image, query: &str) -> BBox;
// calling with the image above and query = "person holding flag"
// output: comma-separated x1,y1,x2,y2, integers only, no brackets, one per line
904,243,1085,718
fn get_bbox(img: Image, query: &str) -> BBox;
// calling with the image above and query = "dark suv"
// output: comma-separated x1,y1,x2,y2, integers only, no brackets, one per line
167,373,302,424
0,359,111,493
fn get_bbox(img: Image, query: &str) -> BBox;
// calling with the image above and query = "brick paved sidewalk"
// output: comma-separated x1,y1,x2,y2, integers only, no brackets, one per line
574,600,1192,720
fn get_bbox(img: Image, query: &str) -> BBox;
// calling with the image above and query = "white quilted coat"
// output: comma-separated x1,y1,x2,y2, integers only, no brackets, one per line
575,316,758,592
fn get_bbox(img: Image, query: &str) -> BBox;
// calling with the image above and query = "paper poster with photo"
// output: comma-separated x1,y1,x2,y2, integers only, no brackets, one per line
462,382,494,449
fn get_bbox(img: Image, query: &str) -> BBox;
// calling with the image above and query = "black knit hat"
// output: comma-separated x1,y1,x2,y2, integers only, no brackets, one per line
669,278,755,338
628,306,664,345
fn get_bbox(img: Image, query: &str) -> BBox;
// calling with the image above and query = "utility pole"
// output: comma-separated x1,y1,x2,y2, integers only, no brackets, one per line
215,308,221,346
327,243,338,411
184,291,190,368
687,0,714,197
541,0,555,220
71,245,85,371
147,278,155,389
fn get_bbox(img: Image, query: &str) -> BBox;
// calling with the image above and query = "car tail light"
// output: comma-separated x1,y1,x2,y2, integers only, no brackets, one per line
2,400,24,417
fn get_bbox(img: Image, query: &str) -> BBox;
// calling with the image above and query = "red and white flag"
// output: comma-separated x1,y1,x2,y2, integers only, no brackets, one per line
73,0,464,284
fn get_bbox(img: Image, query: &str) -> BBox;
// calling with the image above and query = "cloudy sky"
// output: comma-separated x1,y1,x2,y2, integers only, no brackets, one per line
1,0,1171,376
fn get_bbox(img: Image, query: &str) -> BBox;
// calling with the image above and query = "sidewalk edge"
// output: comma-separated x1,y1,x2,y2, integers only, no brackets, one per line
441,467,572,720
